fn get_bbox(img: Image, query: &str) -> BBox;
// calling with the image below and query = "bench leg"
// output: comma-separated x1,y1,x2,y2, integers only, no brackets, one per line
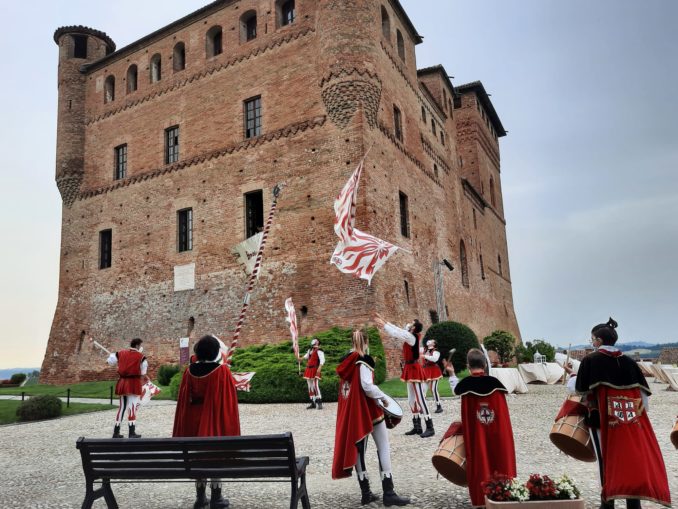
300,472,311,509
102,480,119,509
81,482,95,509
291,473,310,509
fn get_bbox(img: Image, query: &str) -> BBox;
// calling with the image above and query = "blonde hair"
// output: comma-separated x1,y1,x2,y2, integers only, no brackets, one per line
352,329,369,356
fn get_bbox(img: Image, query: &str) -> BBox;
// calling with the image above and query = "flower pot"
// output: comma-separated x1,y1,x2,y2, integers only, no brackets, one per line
485,498,585,509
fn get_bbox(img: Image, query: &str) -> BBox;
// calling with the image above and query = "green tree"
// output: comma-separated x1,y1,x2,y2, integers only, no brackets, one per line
514,339,556,363
483,330,516,364
424,321,480,373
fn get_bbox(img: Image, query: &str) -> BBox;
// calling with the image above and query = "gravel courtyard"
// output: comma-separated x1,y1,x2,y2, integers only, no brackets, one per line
1,383,675,509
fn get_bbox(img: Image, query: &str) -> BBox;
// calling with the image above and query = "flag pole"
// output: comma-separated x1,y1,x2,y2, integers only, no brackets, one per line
225,184,283,367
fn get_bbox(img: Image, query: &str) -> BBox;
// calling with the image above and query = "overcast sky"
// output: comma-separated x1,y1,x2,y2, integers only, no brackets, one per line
0,1,676,368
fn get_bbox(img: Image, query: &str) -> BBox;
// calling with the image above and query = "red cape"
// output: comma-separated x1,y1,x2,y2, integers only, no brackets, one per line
596,385,670,506
172,364,241,437
332,352,383,479
458,376,516,507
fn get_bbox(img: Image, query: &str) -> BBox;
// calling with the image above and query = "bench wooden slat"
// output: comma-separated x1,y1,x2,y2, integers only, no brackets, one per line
89,448,289,461
91,458,291,470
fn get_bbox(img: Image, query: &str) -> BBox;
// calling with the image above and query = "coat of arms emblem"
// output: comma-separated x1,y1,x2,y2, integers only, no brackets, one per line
477,404,495,425
341,380,351,399
608,396,641,425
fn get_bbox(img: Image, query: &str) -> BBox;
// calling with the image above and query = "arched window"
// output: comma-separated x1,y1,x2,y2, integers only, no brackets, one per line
173,42,185,72
206,26,223,57
396,29,405,60
104,75,115,103
460,240,469,288
150,54,161,83
277,0,295,27
381,6,391,40
490,177,497,207
241,11,257,42
126,65,138,93
498,254,503,276
433,164,438,179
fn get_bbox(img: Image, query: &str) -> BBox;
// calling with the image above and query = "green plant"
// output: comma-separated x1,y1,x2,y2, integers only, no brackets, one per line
16,395,62,421
169,366,187,400
515,339,556,363
424,321,480,373
483,330,516,364
10,373,27,385
157,364,181,386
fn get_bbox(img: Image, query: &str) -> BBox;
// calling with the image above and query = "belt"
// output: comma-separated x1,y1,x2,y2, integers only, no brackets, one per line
119,375,141,379
307,365,318,369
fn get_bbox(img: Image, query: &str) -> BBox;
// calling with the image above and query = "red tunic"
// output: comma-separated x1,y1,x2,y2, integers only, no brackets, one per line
303,348,322,379
172,364,241,437
114,349,145,396
456,373,516,507
400,333,426,382
422,350,443,381
332,352,384,479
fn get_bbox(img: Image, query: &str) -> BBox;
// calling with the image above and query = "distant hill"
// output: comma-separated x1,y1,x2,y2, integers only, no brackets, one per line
0,368,39,379
564,341,678,359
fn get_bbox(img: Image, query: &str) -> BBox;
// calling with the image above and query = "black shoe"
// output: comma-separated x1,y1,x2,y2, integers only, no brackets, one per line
599,501,615,509
306,401,316,409
358,477,378,505
382,476,410,506
316,399,323,410
194,483,209,509
112,425,123,439
434,404,443,414
128,424,141,439
626,500,641,509
420,418,435,438
210,487,229,508
404,417,422,436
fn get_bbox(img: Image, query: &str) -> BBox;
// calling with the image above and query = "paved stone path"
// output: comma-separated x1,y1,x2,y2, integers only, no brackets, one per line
1,383,675,508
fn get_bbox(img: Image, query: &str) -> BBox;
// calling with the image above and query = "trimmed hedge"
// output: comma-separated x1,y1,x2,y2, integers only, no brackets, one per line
16,395,62,421
157,364,181,386
424,321,480,373
10,373,27,385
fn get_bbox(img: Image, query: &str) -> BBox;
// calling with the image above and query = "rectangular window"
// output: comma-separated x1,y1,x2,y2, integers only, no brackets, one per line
453,96,462,109
429,310,439,324
244,190,264,238
440,132,445,146
73,35,88,59
282,0,295,25
393,105,403,142
165,126,179,164
244,96,262,139
246,17,257,40
404,280,410,304
177,208,193,252
399,191,409,238
114,144,127,180
99,229,112,269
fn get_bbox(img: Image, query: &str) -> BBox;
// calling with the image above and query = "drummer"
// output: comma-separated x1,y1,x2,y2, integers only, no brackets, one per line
332,330,410,506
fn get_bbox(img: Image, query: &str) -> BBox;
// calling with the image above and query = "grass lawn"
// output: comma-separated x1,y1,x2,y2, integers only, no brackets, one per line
377,371,468,398
0,400,116,425
0,380,171,400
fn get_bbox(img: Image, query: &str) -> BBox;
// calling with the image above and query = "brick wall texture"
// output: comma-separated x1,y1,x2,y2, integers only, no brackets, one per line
42,0,521,383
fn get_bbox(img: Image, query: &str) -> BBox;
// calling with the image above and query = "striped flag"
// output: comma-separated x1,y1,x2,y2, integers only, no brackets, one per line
330,159,400,284
285,297,299,357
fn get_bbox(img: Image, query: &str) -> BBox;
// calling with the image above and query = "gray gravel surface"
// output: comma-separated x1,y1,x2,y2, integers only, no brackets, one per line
1,383,675,508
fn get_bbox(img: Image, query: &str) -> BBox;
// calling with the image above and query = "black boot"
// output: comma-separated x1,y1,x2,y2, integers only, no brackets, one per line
382,476,410,506
210,487,229,508
626,500,641,509
128,424,141,438
404,416,422,436
434,403,443,414
306,400,316,409
193,482,209,509
358,477,378,505
599,501,615,509
420,418,435,438
316,399,323,410
112,425,123,439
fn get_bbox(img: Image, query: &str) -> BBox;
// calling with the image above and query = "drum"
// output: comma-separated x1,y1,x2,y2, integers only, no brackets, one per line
431,433,467,486
549,396,596,462
376,394,403,429
671,419,678,449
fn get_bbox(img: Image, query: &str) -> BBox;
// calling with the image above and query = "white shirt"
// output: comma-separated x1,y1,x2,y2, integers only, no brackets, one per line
424,350,440,363
384,322,415,346
448,374,460,392
303,349,325,366
359,362,386,400
107,350,148,375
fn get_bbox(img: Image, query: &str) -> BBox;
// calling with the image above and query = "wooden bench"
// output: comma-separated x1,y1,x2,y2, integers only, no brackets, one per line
76,432,310,509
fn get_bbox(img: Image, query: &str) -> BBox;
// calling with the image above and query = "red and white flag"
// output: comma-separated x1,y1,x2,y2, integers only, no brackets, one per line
285,297,299,357
331,158,400,284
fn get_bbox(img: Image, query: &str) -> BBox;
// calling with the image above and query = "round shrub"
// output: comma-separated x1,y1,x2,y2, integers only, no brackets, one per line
157,364,181,386
483,330,517,364
16,395,62,421
424,321,480,373
10,373,27,385
169,367,187,400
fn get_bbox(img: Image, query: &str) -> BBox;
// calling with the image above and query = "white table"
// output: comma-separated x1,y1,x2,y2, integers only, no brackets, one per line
518,362,565,384
490,367,529,394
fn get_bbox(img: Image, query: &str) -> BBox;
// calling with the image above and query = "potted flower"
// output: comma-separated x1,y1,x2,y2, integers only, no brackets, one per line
483,473,584,508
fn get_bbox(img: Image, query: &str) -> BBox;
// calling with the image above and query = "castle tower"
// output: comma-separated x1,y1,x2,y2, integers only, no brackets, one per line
53,26,115,207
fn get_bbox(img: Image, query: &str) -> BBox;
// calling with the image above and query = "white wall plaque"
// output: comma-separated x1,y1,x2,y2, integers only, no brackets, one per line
174,263,195,292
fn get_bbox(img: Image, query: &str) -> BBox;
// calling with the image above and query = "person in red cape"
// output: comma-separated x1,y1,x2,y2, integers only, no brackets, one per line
422,339,444,414
442,348,516,508
332,329,410,506
173,335,240,509
375,314,435,438
296,338,326,410
576,318,671,509
106,337,147,439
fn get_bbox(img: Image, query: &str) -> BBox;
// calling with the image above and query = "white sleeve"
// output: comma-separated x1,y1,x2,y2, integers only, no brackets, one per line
448,374,459,392
302,350,310,360
318,351,325,366
106,353,118,366
424,351,440,362
140,359,148,376
566,375,577,395
384,322,415,346
641,390,649,412
360,363,386,400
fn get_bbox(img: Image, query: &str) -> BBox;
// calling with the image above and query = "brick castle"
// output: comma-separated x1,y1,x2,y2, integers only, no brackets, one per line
42,0,520,383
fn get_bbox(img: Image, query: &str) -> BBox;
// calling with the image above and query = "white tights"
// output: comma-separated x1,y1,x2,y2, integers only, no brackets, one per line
306,378,321,400
354,420,393,480
115,395,140,425
406,382,430,420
